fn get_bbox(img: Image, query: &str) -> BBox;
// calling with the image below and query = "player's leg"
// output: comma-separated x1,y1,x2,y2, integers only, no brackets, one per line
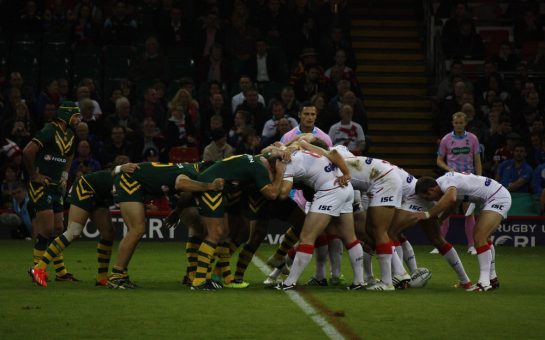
470,210,504,291
108,201,146,288
462,202,476,254
367,205,396,291
280,212,331,289
92,208,115,286
334,211,365,289
421,218,471,287
180,207,205,284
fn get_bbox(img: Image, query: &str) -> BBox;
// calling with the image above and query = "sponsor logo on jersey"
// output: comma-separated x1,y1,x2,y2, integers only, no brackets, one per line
43,154,67,163
451,146,471,155
324,163,337,172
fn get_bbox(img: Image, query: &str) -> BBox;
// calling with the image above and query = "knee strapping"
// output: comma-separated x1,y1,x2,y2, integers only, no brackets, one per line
67,222,84,238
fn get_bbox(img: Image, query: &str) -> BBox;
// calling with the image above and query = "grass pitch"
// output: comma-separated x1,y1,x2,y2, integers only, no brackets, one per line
1,240,544,339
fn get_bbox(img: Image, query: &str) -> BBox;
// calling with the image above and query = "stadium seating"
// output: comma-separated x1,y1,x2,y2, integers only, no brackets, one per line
168,146,200,163
72,45,101,85
476,26,512,59
166,47,194,80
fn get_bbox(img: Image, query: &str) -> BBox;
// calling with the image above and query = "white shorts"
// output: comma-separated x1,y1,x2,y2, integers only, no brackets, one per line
309,184,354,216
399,194,434,212
483,187,512,219
368,171,402,208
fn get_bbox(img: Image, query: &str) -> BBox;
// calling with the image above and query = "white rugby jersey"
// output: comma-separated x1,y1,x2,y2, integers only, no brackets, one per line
330,145,356,159
395,166,417,198
284,150,341,191
345,156,396,192
436,172,503,203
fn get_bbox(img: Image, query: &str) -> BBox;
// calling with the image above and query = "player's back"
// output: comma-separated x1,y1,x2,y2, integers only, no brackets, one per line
131,162,199,195
345,156,395,191
437,172,503,202
80,170,115,198
285,151,340,191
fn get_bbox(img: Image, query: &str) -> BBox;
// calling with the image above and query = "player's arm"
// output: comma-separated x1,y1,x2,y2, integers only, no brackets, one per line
23,140,51,184
427,186,457,219
112,162,140,176
175,175,224,192
298,140,351,185
278,178,294,200
260,160,287,200
436,154,452,173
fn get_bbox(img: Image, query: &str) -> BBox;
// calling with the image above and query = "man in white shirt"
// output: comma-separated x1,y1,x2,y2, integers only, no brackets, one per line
231,75,265,114
328,104,365,154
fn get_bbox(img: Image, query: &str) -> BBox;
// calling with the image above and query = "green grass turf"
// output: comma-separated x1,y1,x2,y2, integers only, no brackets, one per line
1,240,544,339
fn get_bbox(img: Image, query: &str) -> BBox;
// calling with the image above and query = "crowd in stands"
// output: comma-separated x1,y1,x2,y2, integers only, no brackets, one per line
0,0,367,216
434,0,545,213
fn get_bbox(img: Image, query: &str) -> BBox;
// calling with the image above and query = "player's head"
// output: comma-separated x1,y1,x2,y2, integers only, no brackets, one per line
298,105,317,129
310,137,329,150
56,101,81,127
415,176,441,201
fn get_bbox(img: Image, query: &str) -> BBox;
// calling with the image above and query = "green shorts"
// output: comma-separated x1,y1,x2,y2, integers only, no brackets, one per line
197,190,226,218
113,173,144,203
67,177,112,212
27,181,64,213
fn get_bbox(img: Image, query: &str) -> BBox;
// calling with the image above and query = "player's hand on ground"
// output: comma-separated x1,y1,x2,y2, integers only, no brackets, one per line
209,178,224,191
31,172,52,185
335,174,351,187
121,163,140,173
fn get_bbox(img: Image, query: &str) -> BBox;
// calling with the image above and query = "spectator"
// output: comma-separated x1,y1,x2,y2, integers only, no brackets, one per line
78,98,101,138
1,164,20,208
194,8,225,62
235,127,261,155
2,72,35,113
234,88,268,133
531,41,545,72
103,97,140,141
17,0,43,33
328,104,366,154
497,144,533,193
312,92,335,131
168,88,200,128
103,87,124,115
134,86,167,129
75,121,101,156
490,42,520,73
528,132,544,167
492,132,521,174
289,47,322,85
227,110,250,150
201,92,231,134
263,117,294,147
201,114,225,149
324,48,362,98
71,2,100,46
165,106,197,150
42,0,73,33
129,36,168,83
69,140,101,183
337,90,368,132
197,43,231,87
246,38,288,85
261,100,298,145
35,79,61,127
531,157,545,212
294,64,326,103
318,26,356,70
203,128,234,161
288,15,320,60
142,146,160,163
231,76,265,114
279,86,301,117
9,183,32,239
513,10,544,48
257,0,290,50
450,19,485,59
102,0,138,45
100,125,137,168
76,85,102,119
158,6,193,50
3,102,34,148
441,2,472,56
134,117,167,162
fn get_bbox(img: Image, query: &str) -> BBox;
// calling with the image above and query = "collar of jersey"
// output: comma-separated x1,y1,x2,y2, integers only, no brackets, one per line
451,131,467,140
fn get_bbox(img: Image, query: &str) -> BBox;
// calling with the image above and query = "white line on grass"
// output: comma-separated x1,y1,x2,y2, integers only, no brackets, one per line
252,256,345,340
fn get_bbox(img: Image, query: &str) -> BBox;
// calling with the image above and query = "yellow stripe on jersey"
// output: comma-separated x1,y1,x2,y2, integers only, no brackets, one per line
248,195,266,214
54,131,74,155
28,182,45,202
76,176,95,200
119,174,141,195
202,192,223,211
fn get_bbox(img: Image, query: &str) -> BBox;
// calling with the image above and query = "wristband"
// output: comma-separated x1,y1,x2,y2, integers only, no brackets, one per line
114,165,122,175
61,171,69,182
424,211,430,219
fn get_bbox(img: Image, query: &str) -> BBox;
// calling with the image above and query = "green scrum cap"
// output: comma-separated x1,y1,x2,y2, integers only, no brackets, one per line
56,101,80,124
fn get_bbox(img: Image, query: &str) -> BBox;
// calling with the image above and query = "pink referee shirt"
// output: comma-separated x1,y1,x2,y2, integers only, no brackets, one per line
438,131,480,174
280,126,333,147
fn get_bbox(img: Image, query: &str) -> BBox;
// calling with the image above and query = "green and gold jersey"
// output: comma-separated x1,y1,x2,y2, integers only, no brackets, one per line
32,122,75,182
121,162,201,196
197,154,271,192
76,170,114,200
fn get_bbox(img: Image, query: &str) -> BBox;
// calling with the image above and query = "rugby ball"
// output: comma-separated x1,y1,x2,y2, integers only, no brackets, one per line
408,267,432,288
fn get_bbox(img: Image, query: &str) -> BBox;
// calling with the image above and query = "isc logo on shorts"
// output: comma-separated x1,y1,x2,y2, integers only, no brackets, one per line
318,205,332,211
409,204,423,211
380,196,394,203
492,204,504,210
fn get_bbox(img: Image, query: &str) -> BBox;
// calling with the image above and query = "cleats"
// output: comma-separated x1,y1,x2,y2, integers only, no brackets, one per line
107,276,138,289
366,280,395,291
95,279,108,286
306,277,328,286
392,273,411,290
490,277,500,290
275,282,296,291
210,281,224,289
55,273,80,282
224,279,249,289
266,255,285,269
467,246,477,255
346,283,365,290
467,282,493,292
429,248,439,254
31,268,48,287
363,277,378,288
181,275,192,287
190,281,217,291
329,274,346,286
263,275,281,286
454,281,473,289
